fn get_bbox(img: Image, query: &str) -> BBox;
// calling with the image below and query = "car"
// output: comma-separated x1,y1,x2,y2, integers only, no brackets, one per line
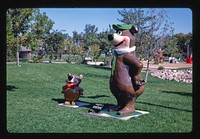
86,60,104,66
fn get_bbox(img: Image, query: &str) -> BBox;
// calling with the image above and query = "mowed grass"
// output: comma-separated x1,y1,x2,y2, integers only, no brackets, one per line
6,63,192,133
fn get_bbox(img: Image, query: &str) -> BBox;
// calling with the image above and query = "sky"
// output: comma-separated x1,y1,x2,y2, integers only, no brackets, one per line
39,8,192,37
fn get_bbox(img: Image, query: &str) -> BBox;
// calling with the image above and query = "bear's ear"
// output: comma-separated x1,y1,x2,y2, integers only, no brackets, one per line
130,25,139,34
79,74,83,79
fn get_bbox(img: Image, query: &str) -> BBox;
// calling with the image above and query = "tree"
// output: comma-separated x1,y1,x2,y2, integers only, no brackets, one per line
6,8,36,66
117,8,175,82
72,31,80,46
162,35,179,57
90,44,101,61
80,24,98,58
83,24,98,47
97,26,115,55
70,24,114,60
6,8,54,64
45,30,67,62
6,10,17,61
27,10,54,52
174,33,192,59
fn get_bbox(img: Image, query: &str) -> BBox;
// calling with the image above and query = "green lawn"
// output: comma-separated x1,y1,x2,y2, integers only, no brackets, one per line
6,63,192,133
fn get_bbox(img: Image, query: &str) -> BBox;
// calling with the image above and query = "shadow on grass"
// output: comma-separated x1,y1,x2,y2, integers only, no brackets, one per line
161,90,192,97
7,85,18,92
52,98,115,109
85,65,111,71
93,65,111,71
52,98,66,103
81,95,110,99
84,72,109,79
136,101,192,112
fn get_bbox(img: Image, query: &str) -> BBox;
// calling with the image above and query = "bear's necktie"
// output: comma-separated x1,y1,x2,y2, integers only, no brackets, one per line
111,53,116,76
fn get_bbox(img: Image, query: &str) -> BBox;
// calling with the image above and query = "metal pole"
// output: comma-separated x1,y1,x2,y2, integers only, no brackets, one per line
187,43,189,58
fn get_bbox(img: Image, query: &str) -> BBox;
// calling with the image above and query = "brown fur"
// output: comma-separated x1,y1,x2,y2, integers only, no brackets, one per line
108,26,144,115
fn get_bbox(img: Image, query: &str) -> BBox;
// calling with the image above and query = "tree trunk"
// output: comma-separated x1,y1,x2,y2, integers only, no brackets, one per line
16,40,20,66
145,58,150,82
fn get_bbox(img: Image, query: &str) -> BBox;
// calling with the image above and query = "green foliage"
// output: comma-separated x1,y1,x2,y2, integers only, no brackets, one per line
6,8,33,63
90,44,101,60
26,10,54,51
163,35,179,57
32,55,42,63
118,8,174,59
63,54,83,64
71,24,113,58
6,8,192,66
158,66,164,70
7,63,192,133
46,30,66,54
175,33,192,55
6,8,55,62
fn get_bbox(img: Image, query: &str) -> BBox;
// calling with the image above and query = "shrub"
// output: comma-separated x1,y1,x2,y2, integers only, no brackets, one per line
32,55,42,63
63,54,83,64
158,66,164,70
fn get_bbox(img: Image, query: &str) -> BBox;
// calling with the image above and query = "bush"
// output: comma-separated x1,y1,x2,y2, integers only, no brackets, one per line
32,55,42,63
158,66,164,70
63,54,83,64
7,49,16,62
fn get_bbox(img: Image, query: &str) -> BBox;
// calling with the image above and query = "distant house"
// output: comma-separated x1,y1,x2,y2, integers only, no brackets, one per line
19,46,31,60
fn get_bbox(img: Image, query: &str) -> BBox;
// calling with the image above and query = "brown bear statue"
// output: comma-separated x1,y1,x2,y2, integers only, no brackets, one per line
107,24,145,115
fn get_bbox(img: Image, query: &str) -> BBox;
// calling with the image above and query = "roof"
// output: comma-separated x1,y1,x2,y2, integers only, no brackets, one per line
19,46,31,52
84,57,92,60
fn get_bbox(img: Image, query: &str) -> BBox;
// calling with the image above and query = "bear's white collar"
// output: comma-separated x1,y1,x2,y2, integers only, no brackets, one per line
113,46,136,55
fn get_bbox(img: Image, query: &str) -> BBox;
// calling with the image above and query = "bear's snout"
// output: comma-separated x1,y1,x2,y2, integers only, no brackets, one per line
108,34,114,41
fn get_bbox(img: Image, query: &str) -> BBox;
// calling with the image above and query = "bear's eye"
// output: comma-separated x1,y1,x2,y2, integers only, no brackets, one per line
117,31,122,36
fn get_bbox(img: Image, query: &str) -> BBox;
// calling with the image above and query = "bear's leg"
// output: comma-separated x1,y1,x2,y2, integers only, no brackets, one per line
109,81,122,112
117,98,136,115
108,93,123,112
117,86,144,115
117,94,137,115
108,106,121,112
65,101,70,105
71,101,75,105
108,99,123,112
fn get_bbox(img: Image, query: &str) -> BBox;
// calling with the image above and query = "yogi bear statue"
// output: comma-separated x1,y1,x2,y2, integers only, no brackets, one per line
107,24,145,115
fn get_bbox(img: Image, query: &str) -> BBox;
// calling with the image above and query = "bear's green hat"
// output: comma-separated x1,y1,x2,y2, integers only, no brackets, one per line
112,24,133,30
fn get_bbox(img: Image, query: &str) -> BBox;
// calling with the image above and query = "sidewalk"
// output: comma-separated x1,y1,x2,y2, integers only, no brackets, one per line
142,61,192,72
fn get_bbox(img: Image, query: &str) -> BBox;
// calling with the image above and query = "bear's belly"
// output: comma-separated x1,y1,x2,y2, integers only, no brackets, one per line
110,63,134,92
64,88,80,101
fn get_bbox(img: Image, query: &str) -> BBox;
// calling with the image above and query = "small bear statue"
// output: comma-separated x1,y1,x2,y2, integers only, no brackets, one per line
62,73,84,105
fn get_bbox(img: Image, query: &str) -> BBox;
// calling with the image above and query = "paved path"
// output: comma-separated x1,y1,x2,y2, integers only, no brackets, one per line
142,61,192,72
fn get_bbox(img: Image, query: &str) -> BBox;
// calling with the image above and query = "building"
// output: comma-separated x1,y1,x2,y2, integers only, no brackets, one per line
19,46,31,60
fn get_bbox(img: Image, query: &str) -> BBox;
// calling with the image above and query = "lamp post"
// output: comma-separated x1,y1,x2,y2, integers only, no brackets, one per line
186,43,189,58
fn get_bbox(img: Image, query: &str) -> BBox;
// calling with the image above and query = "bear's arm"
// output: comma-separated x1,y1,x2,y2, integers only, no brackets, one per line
124,53,143,74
